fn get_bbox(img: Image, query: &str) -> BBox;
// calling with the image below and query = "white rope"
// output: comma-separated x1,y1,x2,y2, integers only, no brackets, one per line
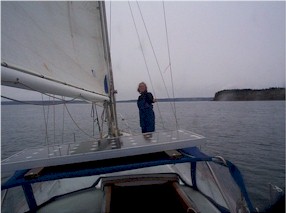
101,104,107,138
53,97,56,145
94,104,103,138
109,1,112,49
117,112,133,135
1,94,79,106
64,103,100,140
62,96,65,144
91,103,95,136
91,103,103,138
41,94,50,146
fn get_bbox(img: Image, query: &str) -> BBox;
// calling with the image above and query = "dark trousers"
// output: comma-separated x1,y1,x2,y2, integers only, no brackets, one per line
139,108,155,133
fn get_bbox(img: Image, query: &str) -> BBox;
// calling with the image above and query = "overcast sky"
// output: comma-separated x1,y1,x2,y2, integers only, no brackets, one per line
109,1,285,100
1,1,285,101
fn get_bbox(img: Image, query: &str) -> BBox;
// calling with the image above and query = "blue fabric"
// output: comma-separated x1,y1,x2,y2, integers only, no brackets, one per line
182,147,255,212
22,184,37,212
226,160,256,212
137,92,155,133
104,75,108,94
2,169,29,189
191,162,198,190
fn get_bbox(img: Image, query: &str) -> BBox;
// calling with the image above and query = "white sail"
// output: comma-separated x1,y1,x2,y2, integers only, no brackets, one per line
1,1,110,102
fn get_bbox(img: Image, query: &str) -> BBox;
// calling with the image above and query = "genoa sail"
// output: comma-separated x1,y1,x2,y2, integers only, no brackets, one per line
1,1,110,102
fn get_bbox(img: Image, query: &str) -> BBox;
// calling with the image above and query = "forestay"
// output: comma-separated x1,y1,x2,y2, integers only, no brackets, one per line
1,2,109,102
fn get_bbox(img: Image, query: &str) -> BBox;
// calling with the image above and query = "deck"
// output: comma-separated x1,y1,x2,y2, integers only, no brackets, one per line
2,129,204,173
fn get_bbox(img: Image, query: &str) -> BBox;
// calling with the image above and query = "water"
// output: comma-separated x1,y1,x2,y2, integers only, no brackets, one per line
1,101,285,210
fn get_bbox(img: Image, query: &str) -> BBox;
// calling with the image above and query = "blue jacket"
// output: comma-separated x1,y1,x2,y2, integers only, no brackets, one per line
137,92,155,133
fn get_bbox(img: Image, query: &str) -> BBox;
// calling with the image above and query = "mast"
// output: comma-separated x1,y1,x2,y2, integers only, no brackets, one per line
99,1,119,137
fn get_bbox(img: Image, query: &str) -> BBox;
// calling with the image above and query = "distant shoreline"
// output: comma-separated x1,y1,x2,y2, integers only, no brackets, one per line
214,87,285,101
117,97,212,103
1,97,213,105
2,87,285,105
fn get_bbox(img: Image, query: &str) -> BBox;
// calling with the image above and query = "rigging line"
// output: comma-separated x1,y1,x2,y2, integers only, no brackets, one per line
94,103,102,138
117,113,133,135
91,103,95,136
1,95,80,106
41,94,49,146
127,2,154,93
109,1,112,49
90,103,102,137
136,1,177,118
163,1,179,129
46,97,51,156
101,103,107,138
62,96,65,144
1,95,44,106
42,97,46,145
163,64,171,73
53,97,56,145
2,80,83,104
47,97,50,146
128,1,165,129
64,103,98,140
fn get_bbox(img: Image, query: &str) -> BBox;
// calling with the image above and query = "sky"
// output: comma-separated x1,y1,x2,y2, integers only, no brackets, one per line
1,1,285,101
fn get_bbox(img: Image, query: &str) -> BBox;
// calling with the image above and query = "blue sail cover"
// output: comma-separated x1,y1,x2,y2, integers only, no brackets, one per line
181,147,255,212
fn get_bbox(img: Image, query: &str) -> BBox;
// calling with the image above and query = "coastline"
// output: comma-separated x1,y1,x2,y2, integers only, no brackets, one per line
213,88,285,101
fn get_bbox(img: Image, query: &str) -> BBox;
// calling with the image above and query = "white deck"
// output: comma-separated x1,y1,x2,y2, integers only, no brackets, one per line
1,129,204,173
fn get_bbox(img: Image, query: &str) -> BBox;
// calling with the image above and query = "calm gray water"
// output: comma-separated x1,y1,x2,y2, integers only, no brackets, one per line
1,101,285,209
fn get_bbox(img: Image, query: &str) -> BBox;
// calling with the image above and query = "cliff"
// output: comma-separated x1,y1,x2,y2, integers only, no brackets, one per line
213,88,285,101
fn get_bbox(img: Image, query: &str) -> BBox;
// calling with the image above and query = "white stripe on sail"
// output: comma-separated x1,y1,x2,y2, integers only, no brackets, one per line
1,1,109,101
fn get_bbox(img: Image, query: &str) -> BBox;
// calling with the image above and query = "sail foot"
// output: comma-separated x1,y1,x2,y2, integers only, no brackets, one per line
1,66,109,102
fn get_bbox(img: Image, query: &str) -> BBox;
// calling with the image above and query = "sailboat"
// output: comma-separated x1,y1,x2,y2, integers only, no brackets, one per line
1,2,257,213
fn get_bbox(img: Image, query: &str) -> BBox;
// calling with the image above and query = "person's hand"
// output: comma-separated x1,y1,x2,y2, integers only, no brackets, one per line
153,98,156,103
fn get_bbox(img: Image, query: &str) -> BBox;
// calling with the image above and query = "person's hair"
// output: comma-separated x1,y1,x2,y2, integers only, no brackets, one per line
137,82,147,93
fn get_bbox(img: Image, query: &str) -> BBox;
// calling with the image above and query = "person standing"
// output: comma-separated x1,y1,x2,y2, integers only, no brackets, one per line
137,82,155,133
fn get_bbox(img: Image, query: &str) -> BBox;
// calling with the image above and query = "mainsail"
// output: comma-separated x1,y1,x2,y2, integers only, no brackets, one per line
1,1,110,102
